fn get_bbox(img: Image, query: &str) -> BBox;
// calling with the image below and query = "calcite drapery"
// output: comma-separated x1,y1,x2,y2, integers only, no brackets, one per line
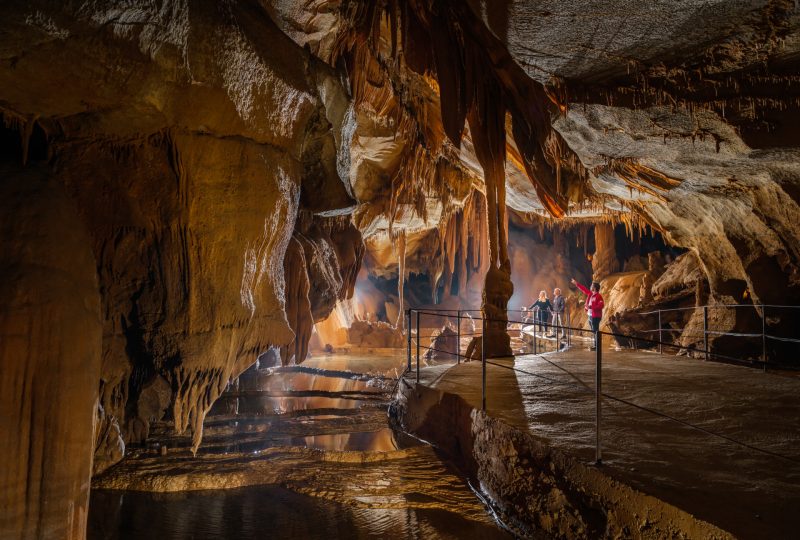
0,4,360,517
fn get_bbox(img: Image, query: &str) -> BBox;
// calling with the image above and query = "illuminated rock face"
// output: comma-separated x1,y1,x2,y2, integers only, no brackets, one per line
469,0,800,342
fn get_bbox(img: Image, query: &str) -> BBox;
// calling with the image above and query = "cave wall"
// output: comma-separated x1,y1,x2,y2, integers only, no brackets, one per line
556,104,800,344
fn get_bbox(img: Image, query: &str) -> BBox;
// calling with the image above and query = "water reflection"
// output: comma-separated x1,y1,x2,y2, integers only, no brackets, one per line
89,486,510,540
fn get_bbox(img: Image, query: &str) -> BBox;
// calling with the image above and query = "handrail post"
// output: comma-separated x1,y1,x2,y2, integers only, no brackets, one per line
658,310,663,355
703,306,709,361
761,305,767,372
481,314,486,411
416,310,420,382
406,309,412,373
595,331,603,465
567,309,571,347
457,310,461,364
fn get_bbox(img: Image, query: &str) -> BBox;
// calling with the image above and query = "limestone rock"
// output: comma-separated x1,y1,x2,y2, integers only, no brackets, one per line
424,326,459,361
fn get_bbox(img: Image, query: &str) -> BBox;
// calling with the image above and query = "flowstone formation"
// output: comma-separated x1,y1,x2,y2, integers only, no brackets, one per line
3,1,800,537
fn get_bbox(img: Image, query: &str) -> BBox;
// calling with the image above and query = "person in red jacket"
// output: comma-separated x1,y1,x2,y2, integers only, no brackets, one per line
571,278,604,350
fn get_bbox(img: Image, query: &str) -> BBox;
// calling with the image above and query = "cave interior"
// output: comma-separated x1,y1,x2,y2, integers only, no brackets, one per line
2,0,800,538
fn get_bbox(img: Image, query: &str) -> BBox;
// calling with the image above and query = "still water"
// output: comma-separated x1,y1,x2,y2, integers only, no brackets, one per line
88,353,510,539
89,485,508,539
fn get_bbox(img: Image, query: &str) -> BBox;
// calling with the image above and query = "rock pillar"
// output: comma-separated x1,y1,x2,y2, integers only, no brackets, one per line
0,166,102,539
592,223,620,281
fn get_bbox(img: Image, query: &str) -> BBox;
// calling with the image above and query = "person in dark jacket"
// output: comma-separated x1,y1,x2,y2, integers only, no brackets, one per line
571,278,604,350
529,290,552,335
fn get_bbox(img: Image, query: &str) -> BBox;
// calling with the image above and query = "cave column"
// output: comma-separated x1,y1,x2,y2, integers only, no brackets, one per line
553,229,569,276
395,231,407,333
592,223,620,282
480,157,514,358
0,169,102,539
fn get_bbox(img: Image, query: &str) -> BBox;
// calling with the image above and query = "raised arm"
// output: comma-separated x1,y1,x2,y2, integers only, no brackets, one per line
572,279,591,296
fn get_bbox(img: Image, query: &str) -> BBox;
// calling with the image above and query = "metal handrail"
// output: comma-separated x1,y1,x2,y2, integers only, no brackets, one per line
639,303,800,314
405,306,800,468
408,307,601,461
631,303,800,373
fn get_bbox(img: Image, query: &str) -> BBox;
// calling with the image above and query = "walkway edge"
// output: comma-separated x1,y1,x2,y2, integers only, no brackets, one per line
389,378,735,540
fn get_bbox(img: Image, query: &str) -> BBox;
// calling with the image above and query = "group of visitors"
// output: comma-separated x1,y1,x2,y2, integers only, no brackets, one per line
523,278,605,350
526,287,566,338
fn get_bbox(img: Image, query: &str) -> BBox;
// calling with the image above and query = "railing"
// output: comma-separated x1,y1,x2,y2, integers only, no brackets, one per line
405,308,606,462
633,304,800,372
404,306,800,466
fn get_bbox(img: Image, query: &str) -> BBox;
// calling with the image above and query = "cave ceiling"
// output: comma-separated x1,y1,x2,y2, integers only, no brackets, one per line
3,0,798,301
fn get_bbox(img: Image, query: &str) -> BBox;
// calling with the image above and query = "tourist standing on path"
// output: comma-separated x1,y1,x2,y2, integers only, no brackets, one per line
571,278,604,350
548,288,566,340
529,291,552,335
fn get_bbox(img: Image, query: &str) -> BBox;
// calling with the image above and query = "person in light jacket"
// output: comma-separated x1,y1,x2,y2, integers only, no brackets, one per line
548,288,566,340
571,278,604,350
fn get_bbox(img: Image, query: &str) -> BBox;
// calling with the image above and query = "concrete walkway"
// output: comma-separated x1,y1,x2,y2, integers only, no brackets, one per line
416,348,800,539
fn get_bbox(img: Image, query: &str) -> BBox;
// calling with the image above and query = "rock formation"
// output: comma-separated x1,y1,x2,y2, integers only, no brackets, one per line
0,2,358,533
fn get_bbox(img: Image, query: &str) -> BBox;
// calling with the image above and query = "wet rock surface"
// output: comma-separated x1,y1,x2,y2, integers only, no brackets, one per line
0,162,102,540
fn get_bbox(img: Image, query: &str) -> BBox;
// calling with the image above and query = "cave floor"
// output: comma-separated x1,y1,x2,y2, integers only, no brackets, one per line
419,347,800,539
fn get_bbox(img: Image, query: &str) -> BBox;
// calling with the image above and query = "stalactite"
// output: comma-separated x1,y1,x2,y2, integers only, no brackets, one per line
280,236,313,366
1,109,40,166
333,0,589,225
594,158,682,200
171,366,227,455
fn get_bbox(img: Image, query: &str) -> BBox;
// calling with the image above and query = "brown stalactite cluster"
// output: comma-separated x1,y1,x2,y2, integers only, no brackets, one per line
331,0,595,355
333,0,589,217
594,158,682,201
